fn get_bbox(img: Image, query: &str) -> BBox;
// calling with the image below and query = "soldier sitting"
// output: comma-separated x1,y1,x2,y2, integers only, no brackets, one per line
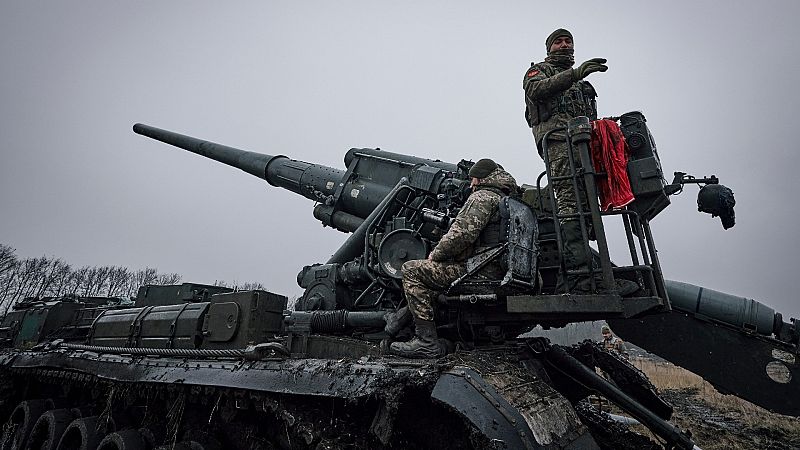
389,159,518,358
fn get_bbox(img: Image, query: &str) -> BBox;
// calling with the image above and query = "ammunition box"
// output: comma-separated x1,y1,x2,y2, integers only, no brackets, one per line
201,290,287,349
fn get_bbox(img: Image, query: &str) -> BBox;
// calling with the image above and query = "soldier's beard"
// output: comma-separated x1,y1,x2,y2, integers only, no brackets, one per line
545,48,575,70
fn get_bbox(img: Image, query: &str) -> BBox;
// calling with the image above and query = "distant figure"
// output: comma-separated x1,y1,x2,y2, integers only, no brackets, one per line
601,325,628,359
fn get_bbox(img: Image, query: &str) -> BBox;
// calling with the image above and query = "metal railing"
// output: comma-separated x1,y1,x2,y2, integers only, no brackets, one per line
535,116,666,302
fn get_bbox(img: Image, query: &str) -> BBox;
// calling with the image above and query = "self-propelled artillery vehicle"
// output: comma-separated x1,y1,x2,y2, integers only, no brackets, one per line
0,113,796,450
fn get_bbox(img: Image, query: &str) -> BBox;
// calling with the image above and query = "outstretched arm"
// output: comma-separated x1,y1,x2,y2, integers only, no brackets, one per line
523,67,574,103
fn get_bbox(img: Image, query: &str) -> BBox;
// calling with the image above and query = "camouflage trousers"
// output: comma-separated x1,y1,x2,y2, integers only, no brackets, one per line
401,259,466,322
544,139,593,282
545,138,590,220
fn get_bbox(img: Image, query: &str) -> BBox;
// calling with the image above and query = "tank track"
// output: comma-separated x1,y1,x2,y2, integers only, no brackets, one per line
0,348,513,449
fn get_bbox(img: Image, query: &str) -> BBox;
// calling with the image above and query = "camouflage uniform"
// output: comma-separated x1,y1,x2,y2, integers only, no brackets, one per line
523,57,598,287
402,168,518,321
523,62,597,148
602,336,629,359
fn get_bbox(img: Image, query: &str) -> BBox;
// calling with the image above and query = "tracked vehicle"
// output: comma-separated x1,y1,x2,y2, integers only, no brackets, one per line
0,113,796,450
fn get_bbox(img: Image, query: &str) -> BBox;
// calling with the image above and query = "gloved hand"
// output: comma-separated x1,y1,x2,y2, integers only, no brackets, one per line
573,58,608,79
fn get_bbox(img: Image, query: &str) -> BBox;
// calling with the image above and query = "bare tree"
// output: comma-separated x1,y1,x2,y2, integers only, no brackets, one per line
46,260,73,298
238,282,265,291
66,266,89,296
89,266,112,297
125,268,158,298
135,268,158,286
0,245,20,309
0,244,17,277
0,259,21,315
33,257,71,299
213,280,265,292
0,243,269,305
105,266,130,298
155,272,181,286
14,257,50,302
80,266,100,297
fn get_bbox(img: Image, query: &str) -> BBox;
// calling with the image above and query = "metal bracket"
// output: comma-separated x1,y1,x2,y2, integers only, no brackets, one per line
167,302,191,349
127,306,153,347
284,312,311,358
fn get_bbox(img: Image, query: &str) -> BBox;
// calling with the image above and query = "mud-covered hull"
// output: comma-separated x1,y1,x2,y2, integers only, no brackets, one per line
0,345,598,449
433,366,597,449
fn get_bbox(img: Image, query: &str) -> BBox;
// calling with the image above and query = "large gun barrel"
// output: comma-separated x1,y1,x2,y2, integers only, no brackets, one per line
133,124,461,231
133,123,345,206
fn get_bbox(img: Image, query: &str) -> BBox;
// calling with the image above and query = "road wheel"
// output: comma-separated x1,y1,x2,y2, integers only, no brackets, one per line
24,408,75,450
95,430,146,450
55,416,109,450
136,426,164,450
1,400,50,450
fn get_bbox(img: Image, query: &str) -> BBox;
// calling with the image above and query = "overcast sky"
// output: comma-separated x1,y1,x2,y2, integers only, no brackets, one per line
2,1,799,318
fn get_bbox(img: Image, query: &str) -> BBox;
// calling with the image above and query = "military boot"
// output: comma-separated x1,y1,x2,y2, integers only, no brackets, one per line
559,221,640,296
389,319,442,359
384,306,411,337
557,220,593,293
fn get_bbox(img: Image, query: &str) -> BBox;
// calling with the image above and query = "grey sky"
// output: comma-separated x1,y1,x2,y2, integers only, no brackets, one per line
2,1,799,318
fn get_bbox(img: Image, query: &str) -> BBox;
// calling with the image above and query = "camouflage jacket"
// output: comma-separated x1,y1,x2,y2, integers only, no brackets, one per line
429,168,518,262
523,62,597,148
602,336,629,358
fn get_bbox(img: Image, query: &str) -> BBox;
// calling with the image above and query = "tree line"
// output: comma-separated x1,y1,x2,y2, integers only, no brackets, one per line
0,244,265,314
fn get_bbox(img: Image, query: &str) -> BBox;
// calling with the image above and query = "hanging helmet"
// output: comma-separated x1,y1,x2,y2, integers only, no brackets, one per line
697,184,736,230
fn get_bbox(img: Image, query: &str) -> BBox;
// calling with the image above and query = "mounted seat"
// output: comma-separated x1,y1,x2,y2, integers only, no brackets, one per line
445,196,539,298
442,195,661,320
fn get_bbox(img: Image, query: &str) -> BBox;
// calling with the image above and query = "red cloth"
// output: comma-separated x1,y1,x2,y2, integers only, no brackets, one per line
590,119,635,210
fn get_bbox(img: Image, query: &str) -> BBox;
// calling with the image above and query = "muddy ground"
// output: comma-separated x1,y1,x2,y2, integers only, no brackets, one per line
653,387,800,450
602,385,800,450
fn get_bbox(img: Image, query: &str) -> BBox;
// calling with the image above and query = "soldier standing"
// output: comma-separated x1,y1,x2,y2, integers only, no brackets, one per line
390,159,518,358
601,325,629,359
523,29,635,295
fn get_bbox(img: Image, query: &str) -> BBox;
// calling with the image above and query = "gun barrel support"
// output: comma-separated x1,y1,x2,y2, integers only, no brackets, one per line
327,178,409,265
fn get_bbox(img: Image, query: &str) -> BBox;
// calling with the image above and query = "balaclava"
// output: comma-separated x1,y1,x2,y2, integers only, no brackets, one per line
545,28,574,70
